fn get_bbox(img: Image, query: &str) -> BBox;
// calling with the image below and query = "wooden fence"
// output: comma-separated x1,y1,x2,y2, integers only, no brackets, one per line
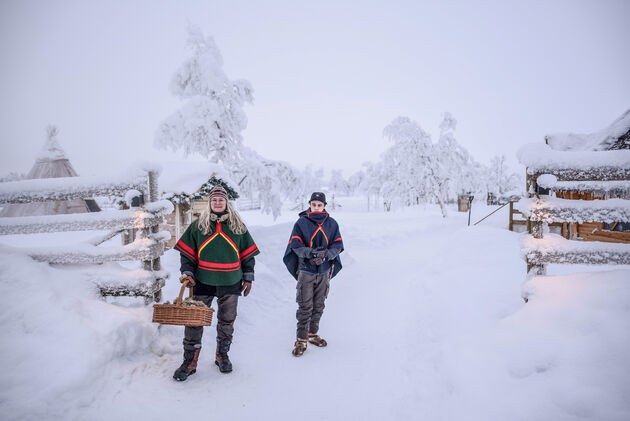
0,170,171,303
518,166,630,277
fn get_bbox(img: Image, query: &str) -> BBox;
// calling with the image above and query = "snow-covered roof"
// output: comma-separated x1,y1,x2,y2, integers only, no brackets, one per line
35,126,68,162
545,109,630,151
157,160,237,195
517,143,630,174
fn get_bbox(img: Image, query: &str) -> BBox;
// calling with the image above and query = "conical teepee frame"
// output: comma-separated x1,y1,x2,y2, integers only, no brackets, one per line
0,126,101,217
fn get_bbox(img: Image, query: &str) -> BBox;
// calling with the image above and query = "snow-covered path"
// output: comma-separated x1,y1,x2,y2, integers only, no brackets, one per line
2,205,629,421
76,209,525,420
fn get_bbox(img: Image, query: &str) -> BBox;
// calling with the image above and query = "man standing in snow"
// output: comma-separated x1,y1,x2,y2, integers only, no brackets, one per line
172,186,260,381
283,192,344,357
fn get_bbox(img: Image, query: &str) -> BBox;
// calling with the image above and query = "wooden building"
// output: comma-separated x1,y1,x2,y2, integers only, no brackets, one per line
157,162,240,249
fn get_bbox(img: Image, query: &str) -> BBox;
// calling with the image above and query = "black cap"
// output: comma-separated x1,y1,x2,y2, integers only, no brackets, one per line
309,192,327,204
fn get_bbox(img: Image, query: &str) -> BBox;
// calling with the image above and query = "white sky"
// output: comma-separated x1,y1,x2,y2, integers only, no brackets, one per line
0,0,628,178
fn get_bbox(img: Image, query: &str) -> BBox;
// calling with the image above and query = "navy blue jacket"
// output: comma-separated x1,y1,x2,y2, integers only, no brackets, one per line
283,210,344,280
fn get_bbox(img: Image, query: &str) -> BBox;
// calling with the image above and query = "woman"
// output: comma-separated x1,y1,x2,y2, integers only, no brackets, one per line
172,185,259,381
283,192,344,357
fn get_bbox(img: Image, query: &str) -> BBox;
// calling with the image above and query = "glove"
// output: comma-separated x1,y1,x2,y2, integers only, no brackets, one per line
241,281,252,297
325,249,339,261
179,273,195,287
309,256,325,266
311,247,327,260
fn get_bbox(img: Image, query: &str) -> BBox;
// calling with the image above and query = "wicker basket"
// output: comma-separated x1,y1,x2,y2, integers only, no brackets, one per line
152,281,214,326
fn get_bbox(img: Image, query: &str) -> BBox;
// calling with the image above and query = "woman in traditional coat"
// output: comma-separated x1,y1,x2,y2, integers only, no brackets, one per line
283,192,344,357
172,185,260,381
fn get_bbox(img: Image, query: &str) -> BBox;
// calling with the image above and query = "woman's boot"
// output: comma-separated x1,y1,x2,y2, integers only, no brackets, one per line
173,344,201,381
215,340,233,373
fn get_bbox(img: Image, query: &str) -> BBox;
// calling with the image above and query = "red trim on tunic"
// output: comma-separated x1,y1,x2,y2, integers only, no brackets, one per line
333,237,342,242
239,244,258,259
175,241,198,261
198,259,241,269
309,226,329,247
197,267,241,272
239,247,259,262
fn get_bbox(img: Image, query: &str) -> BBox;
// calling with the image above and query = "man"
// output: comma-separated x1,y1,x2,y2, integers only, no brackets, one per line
282,192,344,357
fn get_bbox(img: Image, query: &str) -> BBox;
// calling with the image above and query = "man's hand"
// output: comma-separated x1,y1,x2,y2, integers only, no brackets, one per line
242,281,252,297
311,247,327,260
179,273,195,287
309,256,325,266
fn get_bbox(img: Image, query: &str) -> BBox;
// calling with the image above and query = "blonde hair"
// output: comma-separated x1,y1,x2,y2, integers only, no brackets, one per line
197,200,247,235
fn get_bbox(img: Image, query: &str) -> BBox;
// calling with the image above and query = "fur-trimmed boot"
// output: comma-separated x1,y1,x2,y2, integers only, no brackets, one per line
292,339,308,357
308,334,327,347
173,345,201,381
215,340,233,373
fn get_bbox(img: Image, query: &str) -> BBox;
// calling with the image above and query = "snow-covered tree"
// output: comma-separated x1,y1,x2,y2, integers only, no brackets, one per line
486,154,520,196
435,112,483,199
154,26,305,218
155,25,253,164
329,170,350,196
347,170,365,196
382,116,450,216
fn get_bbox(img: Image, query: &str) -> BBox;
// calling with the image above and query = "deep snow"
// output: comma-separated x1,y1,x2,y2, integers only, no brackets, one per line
1,200,629,421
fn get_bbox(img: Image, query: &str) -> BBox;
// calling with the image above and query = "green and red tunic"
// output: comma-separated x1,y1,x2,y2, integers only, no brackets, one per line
175,220,260,286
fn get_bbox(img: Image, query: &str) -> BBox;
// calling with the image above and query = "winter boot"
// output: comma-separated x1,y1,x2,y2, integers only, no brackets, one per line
308,334,328,347
215,341,233,373
292,339,308,357
173,345,201,381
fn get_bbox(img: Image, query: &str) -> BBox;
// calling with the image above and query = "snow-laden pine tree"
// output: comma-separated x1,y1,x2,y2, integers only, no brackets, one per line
382,116,450,216
154,26,305,218
155,26,253,164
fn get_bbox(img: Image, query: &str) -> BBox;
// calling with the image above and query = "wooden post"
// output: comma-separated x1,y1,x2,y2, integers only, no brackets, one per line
527,262,546,276
175,202,181,240
509,201,514,231
526,170,537,198
146,171,162,303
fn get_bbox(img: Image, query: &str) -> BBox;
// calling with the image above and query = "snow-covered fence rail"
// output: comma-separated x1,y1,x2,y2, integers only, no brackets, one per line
0,171,149,204
0,170,172,303
523,234,630,266
516,197,630,224
0,203,171,235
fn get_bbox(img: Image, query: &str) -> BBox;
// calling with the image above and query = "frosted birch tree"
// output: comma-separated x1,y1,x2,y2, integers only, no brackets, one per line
486,154,520,196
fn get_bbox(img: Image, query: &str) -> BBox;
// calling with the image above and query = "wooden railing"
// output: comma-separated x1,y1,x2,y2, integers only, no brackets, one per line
517,162,630,277
0,170,172,303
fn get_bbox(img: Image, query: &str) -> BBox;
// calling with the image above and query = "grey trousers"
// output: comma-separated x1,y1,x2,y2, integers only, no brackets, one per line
183,294,238,349
296,271,330,340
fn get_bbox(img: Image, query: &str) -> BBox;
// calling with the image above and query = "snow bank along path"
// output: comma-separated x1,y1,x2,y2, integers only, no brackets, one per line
1,205,629,421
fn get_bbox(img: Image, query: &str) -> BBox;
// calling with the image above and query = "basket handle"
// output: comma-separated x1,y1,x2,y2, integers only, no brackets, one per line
176,280,194,305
